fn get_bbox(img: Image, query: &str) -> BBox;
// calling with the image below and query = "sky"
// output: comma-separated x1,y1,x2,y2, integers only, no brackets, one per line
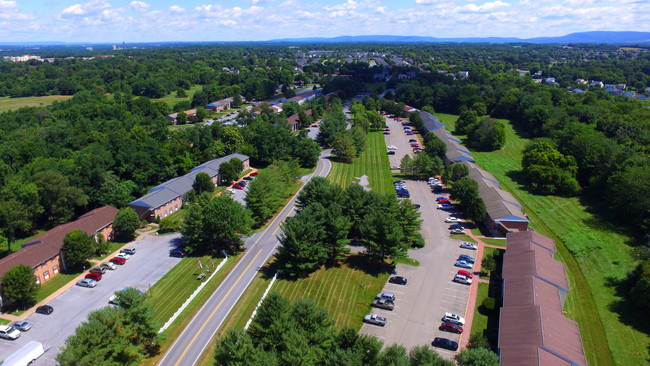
0,0,649,43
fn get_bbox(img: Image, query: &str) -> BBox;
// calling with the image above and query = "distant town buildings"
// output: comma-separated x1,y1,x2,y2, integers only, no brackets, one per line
3,55,43,62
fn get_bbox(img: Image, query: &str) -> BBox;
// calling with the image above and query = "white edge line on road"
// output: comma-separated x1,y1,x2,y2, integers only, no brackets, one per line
165,152,332,366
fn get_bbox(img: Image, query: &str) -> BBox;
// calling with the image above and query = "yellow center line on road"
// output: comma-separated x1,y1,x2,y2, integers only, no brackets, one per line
173,248,264,366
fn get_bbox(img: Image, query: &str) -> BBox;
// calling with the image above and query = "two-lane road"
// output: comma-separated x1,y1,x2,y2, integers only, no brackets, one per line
158,150,332,366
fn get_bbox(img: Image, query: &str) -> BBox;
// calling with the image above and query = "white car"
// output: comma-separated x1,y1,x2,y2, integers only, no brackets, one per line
116,252,131,260
445,217,462,223
227,188,236,194
442,313,465,325
387,145,397,150
101,262,117,270
460,242,478,250
0,325,21,340
437,203,453,210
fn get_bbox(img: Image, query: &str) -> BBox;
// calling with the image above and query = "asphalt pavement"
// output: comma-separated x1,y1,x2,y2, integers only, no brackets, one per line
157,150,332,366
0,234,185,365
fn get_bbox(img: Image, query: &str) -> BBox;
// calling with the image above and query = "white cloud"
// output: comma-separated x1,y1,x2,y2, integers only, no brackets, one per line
59,0,111,18
169,5,185,14
324,0,378,11
130,1,150,13
0,0,32,20
415,0,441,4
219,19,236,26
458,1,511,13
250,0,273,4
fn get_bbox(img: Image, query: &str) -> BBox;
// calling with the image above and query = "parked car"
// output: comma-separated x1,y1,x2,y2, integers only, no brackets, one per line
439,321,463,334
442,312,465,325
459,254,475,263
437,203,453,210
456,270,474,279
85,272,102,281
436,197,450,203
397,191,410,198
363,314,387,326
432,337,459,351
170,248,187,257
110,257,126,265
446,217,462,223
0,325,20,340
121,247,136,255
244,175,254,180
250,171,258,176
387,151,396,155
90,266,106,274
383,131,390,135
116,252,131,260
450,228,465,234
453,275,472,285
460,242,478,250
388,276,407,285
387,145,397,150
414,204,421,209
232,184,244,190
409,139,417,143
376,292,396,301
77,278,98,288
371,298,395,311
406,132,413,135
12,321,31,332
35,305,54,315
394,180,405,184
455,260,473,269
238,180,248,187
101,262,117,270
449,224,463,230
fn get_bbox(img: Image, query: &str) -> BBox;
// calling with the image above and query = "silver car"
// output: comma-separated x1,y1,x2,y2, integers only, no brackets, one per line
77,278,98,288
460,242,478,250
363,314,387,326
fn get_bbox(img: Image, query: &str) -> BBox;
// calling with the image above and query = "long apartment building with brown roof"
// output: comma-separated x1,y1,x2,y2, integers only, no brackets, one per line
0,206,118,285
499,231,587,366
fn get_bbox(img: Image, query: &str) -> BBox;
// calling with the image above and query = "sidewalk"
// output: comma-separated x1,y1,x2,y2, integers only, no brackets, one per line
0,233,151,323
458,228,505,347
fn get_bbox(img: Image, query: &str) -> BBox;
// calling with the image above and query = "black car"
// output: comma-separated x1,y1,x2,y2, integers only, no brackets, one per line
238,180,248,187
389,276,407,285
35,305,54,315
387,151,396,155
432,337,459,351
170,248,186,258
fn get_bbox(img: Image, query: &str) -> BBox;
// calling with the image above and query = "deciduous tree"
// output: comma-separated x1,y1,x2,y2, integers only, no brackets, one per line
1,264,38,309
192,172,215,195
113,207,141,241
62,229,95,271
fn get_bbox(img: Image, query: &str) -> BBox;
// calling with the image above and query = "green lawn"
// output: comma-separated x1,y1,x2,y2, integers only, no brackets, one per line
438,113,641,365
1,230,45,256
480,247,503,280
0,318,9,325
92,241,126,260
151,85,203,107
481,238,507,248
471,282,490,337
148,254,227,324
327,131,394,194
0,95,73,113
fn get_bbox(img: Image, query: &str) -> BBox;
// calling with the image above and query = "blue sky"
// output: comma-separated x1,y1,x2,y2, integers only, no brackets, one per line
1,0,648,42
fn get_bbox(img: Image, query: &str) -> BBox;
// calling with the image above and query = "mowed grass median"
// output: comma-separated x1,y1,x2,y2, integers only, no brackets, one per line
327,131,394,194
438,113,645,365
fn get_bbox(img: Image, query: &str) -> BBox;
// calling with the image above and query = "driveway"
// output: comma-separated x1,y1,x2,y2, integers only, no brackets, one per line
0,234,185,365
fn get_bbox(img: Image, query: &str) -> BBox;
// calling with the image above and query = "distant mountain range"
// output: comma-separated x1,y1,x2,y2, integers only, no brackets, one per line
267,31,650,45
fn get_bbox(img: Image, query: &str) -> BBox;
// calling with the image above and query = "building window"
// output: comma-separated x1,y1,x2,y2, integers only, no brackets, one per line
53,266,59,274
43,271,50,280
35,277,40,285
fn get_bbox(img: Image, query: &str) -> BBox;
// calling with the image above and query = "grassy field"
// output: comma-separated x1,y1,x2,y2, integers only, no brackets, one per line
1,230,45,256
0,95,73,113
327,131,394,194
143,254,239,366
471,282,490,337
151,85,203,107
437,113,644,365
481,238,507,248
148,254,226,324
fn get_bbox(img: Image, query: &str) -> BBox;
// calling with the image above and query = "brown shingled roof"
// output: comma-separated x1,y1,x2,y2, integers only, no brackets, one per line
502,249,569,291
0,206,118,279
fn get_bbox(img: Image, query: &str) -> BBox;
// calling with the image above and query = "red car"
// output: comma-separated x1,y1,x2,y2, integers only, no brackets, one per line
437,198,451,204
250,171,258,176
457,270,474,279
232,184,244,190
110,257,126,265
439,321,463,334
85,272,102,281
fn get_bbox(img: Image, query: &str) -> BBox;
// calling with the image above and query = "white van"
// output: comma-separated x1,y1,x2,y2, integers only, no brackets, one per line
3,341,45,366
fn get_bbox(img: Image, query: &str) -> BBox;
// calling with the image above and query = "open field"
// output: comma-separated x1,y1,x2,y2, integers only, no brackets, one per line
0,95,73,113
151,85,203,107
437,112,644,365
327,131,394,194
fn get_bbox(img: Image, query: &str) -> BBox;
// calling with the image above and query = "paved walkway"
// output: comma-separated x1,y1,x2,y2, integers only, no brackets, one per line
0,233,152,322
457,228,505,347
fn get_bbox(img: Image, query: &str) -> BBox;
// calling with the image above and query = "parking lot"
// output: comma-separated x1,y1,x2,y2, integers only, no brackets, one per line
383,115,417,170
360,116,473,359
0,234,185,365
